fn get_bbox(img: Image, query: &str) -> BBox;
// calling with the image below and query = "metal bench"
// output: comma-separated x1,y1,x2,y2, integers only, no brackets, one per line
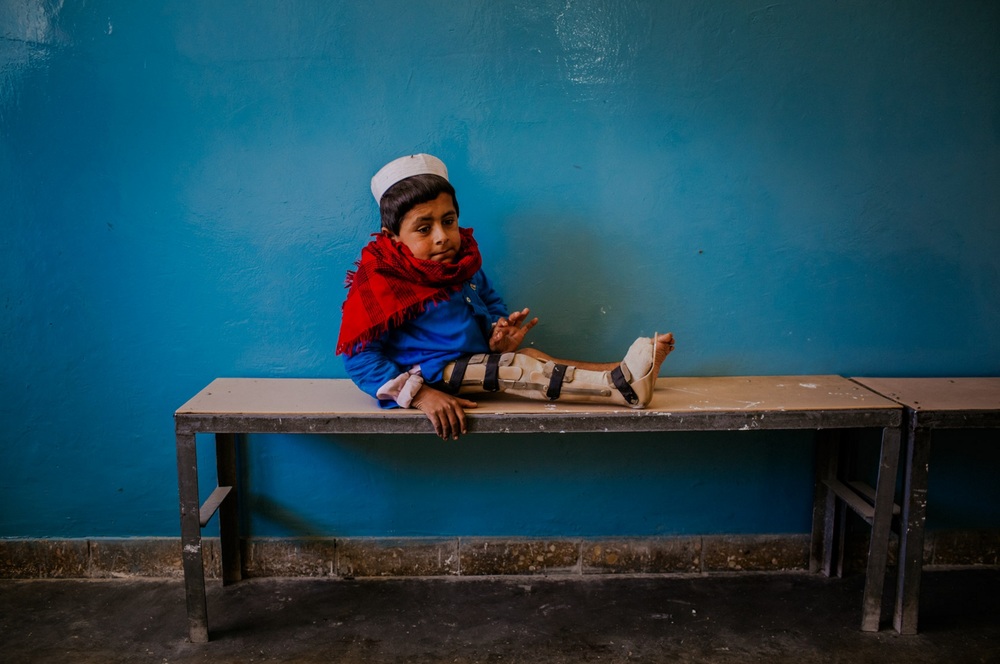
851,377,1000,634
175,375,903,642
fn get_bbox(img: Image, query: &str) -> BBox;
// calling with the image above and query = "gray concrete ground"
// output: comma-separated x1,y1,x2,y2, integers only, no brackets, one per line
1,568,998,663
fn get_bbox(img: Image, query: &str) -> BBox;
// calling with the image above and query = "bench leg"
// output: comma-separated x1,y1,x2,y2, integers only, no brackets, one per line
835,497,849,578
860,425,901,632
176,431,209,643
216,433,243,585
894,425,931,635
810,430,841,575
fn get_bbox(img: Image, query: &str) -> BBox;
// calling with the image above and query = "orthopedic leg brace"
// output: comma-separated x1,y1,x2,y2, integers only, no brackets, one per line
439,337,658,409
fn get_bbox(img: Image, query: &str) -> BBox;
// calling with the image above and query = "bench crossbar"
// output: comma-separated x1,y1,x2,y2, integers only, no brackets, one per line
824,478,876,523
199,486,232,528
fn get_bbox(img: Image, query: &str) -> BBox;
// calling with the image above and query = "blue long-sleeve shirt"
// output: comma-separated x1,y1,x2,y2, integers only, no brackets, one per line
343,269,509,407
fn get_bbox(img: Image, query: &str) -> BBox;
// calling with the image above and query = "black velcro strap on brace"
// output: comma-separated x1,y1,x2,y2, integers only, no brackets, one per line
483,354,502,392
610,366,640,406
546,364,568,400
447,355,473,393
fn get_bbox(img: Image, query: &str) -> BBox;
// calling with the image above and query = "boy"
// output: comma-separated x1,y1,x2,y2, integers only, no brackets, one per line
337,154,675,439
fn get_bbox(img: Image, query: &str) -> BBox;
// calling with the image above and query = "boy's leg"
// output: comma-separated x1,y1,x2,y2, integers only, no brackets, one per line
516,348,618,372
440,334,674,409
517,334,674,372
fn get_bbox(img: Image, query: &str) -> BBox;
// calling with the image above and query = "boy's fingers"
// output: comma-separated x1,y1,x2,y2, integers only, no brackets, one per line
447,408,463,439
429,414,444,439
439,416,453,440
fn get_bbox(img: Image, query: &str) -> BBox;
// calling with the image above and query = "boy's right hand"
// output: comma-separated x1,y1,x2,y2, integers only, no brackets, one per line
411,386,478,440
490,307,539,353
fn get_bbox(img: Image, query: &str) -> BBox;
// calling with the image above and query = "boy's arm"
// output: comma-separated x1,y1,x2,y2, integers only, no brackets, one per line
344,338,478,439
474,271,538,352
475,271,510,323
343,339,422,408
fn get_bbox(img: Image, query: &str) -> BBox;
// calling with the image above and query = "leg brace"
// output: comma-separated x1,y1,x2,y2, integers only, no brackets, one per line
440,337,657,409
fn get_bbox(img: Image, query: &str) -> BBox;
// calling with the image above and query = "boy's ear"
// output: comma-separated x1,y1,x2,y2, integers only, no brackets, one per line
381,227,396,238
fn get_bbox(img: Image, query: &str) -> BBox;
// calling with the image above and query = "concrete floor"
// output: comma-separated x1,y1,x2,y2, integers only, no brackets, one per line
1,568,998,663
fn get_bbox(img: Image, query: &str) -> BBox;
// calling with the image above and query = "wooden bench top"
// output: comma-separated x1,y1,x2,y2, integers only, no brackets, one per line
175,375,902,435
851,377,1000,429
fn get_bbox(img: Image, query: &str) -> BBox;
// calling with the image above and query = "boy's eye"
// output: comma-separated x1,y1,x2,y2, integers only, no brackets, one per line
443,217,456,226
416,226,430,234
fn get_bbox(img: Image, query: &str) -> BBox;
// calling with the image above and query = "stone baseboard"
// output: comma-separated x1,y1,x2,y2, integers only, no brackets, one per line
1,531,997,579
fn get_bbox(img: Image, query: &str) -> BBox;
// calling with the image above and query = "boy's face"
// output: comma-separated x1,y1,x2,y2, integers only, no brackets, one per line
386,192,461,263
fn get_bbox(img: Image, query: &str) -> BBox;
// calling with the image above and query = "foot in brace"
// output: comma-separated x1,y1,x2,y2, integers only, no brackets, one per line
614,335,658,407
608,332,675,407
440,332,675,409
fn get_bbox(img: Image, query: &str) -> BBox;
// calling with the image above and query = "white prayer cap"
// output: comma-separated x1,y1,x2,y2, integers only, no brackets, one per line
371,153,449,203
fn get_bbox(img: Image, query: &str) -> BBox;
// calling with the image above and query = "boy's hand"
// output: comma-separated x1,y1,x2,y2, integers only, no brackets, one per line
411,386,478,440
489,308,539,353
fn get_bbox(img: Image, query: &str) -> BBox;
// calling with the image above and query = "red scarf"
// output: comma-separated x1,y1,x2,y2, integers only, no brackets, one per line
336,227,483,356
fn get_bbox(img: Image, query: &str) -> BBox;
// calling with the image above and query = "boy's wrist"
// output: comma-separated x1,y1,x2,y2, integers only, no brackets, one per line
375,369,425,408
399,379,424,408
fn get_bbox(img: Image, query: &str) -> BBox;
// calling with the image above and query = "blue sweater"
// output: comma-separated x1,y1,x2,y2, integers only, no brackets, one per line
343,269,509,407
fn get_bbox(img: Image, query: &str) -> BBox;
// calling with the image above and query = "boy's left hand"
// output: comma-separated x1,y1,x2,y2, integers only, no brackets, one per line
490,308,538,353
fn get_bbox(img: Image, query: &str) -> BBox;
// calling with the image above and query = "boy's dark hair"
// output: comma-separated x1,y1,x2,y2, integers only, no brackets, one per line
379,174,459,234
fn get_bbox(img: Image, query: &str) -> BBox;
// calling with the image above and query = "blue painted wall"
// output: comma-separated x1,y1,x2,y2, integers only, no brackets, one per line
2,1,998,538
